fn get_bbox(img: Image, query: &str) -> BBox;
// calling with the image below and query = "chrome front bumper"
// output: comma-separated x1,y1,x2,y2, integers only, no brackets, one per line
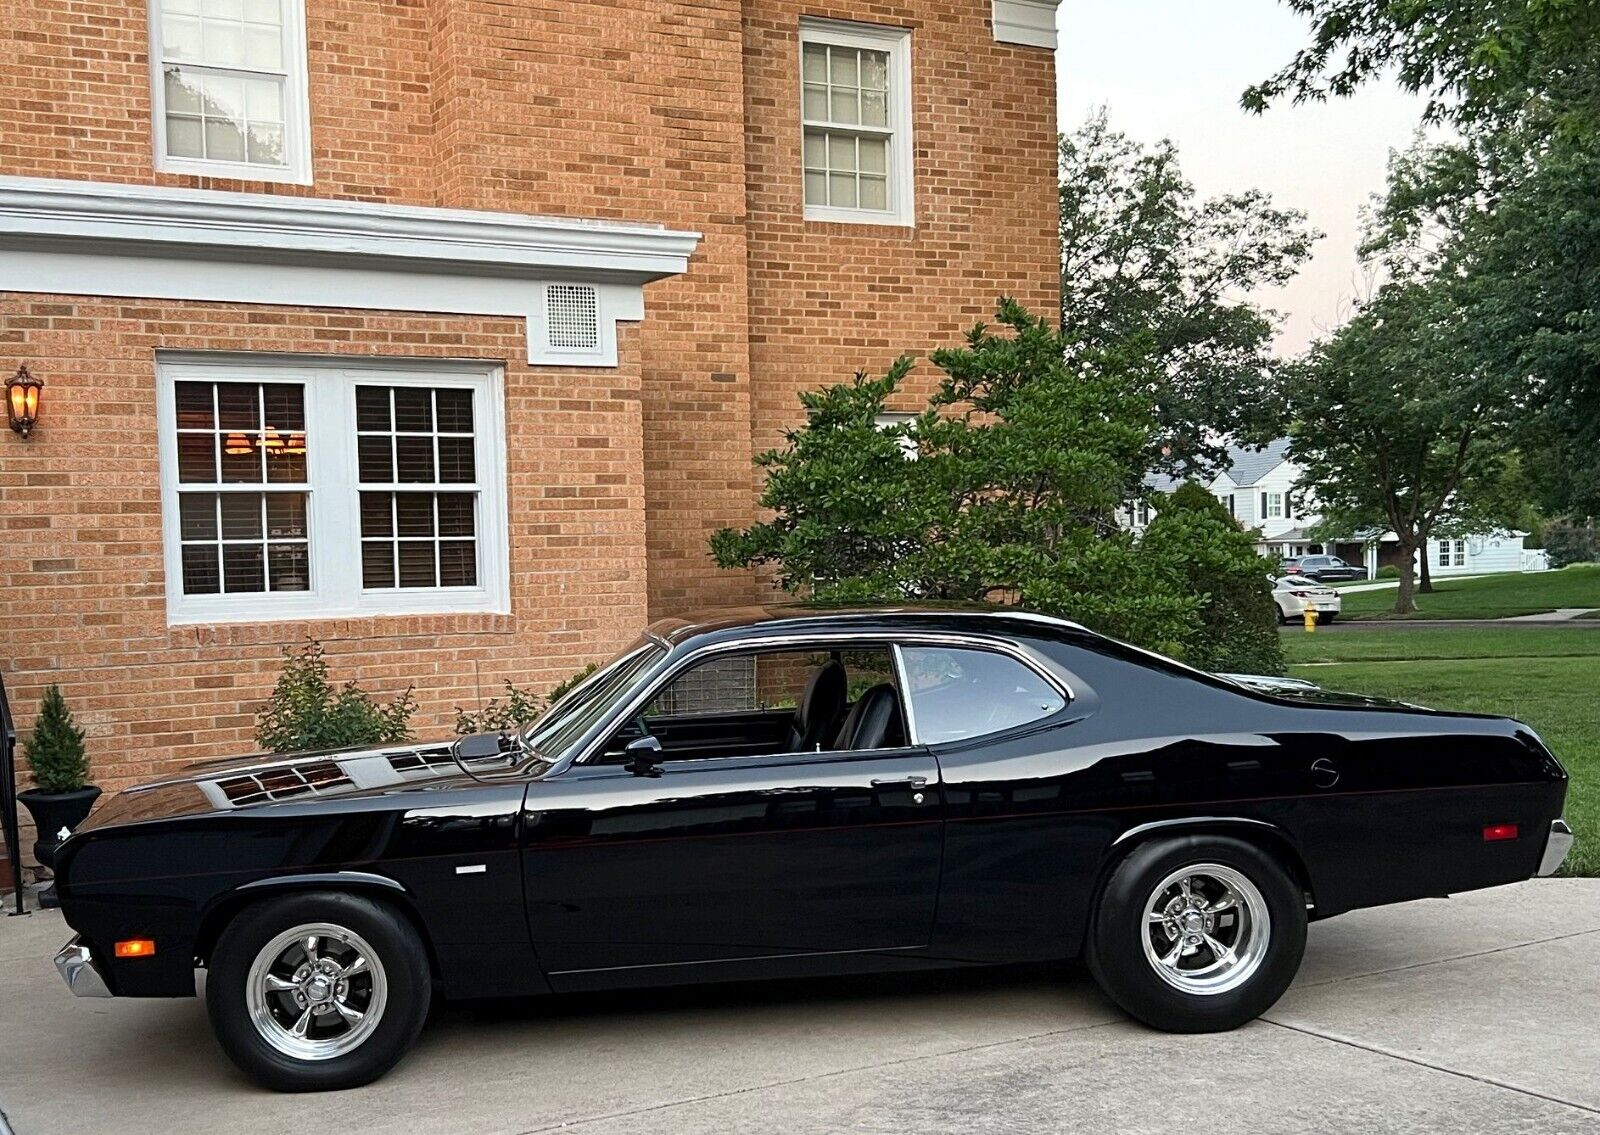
1537,819,1574,878
54,938,111,998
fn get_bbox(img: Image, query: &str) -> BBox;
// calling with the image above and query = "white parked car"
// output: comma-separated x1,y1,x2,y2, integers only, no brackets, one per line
1272,576,1341,624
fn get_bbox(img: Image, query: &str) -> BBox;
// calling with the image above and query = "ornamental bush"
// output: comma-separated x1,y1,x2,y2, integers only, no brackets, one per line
256,641,416,754
1141,482,1283,675
711,301,1284,672
1544,523,1598,568
23,684,90,794
454,664,600,736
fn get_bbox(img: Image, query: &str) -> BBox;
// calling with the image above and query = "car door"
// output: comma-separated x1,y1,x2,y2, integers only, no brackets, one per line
519,643,944,987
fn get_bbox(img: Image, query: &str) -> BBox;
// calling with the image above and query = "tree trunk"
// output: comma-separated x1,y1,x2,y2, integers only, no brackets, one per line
1419,545,1434,593
1393,540,1419,615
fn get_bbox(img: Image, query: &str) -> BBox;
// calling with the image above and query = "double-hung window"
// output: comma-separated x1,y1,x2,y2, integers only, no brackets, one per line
800,19,914,226
1439,539,1466,568
158,357,508,624
149,0,312,183
1262,492,1286,520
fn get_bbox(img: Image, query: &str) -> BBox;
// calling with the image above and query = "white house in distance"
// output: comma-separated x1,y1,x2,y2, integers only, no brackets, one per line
1130,439,1539,578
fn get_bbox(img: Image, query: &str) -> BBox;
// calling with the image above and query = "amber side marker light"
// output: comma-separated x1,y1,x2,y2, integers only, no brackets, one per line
1483,824,1520,842
114,939,157,958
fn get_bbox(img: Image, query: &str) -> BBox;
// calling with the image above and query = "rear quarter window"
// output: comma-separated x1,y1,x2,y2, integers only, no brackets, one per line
900,646,1065,744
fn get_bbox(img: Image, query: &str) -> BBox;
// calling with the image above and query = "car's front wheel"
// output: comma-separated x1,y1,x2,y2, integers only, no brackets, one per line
206,891,431,1091
1085,836,1306,1032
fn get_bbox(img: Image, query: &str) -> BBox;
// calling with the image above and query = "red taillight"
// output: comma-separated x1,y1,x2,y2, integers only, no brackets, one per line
114,939,156,958
1482,824,1520,842
1291,590,1312,598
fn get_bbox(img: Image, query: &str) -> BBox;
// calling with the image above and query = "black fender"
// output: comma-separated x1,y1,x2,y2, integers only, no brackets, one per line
192,870,441,981
1090,816,1318,933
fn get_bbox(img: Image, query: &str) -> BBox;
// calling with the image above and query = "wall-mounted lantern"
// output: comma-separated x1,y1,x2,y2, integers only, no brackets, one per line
6,365,43,438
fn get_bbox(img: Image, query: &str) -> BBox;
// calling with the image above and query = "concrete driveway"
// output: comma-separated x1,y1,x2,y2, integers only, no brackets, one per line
2,880,1598,1134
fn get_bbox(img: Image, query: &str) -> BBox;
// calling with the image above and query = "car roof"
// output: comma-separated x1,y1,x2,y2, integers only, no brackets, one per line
645,603,1089,649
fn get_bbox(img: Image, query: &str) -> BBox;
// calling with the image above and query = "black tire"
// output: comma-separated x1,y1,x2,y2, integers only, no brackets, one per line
1085,836,1306,1032
206,891,432,1091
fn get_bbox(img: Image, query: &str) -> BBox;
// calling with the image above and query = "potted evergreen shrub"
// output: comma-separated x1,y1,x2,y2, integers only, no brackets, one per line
17,684,100,868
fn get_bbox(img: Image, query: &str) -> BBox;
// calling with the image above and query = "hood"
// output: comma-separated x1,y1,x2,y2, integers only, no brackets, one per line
77,736,540,833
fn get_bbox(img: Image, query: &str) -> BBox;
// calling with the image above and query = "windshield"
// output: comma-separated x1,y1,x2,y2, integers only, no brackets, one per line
523,638,667,762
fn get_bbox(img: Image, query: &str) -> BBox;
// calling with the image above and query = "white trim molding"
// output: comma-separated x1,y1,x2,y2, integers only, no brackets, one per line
0,176,701,365
992,0,1062,49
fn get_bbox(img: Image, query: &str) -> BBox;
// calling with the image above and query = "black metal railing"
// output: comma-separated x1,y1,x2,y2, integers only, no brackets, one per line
0,672,25,915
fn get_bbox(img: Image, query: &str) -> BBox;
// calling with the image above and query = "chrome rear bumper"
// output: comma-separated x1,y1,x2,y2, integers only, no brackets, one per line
1537,819,1574,877
54,938,111,998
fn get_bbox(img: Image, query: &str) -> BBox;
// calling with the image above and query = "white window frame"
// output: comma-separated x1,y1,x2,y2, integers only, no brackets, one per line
799,18,915,228
1262,491,1285,520
874,411,919,458
156,354,509,625
1439,538,1466,568
147,0,314,185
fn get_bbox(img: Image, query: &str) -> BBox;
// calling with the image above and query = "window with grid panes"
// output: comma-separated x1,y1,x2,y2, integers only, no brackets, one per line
150,0,310,182
799,21,912,225
355,386,480,591
158,359,507,624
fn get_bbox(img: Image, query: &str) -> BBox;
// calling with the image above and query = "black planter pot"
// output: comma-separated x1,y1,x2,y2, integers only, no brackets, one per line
17,786,101,868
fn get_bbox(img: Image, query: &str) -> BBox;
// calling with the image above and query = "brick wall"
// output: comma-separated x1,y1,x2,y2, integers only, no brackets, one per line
742,0,1062,481
0,295,648,793
0,0,1060,798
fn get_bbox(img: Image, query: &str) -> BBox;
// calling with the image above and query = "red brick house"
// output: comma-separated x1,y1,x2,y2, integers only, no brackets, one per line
0,0,1063,812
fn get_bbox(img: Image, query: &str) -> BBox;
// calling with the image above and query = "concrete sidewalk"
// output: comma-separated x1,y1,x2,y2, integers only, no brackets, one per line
2,880,1598,1134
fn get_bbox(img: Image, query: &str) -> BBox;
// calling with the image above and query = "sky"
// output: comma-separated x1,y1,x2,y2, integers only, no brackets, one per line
1055,0,1431,356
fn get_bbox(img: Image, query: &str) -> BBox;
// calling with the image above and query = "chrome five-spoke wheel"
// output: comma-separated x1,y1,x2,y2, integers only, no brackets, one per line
245,922,388,1061
1140,862,1270,995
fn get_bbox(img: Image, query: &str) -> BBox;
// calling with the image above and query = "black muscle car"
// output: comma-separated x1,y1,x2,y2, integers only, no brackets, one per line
50,606,1573,1092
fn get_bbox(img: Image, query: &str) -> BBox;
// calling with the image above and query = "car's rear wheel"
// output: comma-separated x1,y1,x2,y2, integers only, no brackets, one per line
206,891,431,1091
1086,836,1306,1032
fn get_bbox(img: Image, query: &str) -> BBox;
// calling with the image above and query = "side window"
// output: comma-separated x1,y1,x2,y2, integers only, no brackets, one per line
615,648,904,759
900,647,1064,745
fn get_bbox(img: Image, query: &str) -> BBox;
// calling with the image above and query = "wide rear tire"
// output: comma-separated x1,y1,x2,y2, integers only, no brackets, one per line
1086,836,1306,1032
206,891,431,1092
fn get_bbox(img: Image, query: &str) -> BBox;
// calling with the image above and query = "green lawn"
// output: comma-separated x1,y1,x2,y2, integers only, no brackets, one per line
1284,627,1598,875
1339,564,1600,619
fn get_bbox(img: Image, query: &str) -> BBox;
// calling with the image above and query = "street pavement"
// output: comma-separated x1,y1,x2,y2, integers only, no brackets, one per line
2,880,1597,1134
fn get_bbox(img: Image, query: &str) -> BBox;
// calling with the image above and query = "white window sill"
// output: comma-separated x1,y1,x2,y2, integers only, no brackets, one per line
156,156,312,187
167,589,509,627
803,205,914,228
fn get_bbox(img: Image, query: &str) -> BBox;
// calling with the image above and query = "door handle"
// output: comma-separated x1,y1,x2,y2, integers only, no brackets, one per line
871,776,928,790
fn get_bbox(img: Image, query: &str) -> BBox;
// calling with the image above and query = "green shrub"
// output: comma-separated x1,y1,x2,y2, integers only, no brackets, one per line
454,663,601,736
1142,482,1285,675
256,641,416,754
1545,524,1598,568
23,685,90,793
1376,564,1401,579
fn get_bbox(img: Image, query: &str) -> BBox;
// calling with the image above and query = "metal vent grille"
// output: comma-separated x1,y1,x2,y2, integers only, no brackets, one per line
547,284,600,351
216,760,350,806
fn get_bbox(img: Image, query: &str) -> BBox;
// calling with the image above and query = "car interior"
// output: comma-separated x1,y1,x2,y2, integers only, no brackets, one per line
601,649,909,763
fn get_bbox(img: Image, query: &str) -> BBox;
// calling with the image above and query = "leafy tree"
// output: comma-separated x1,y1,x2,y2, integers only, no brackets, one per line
712,301,1283,669
1243,0,1600,128
1143,483,1285,674
1253,0,1600,518
1286,278,1528,614
1059,110,1318,475
23,685,90,794
256,640,416,753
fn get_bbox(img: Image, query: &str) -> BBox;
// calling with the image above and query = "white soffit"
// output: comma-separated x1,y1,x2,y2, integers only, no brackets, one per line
0,176,702,366
992,0,1061,49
